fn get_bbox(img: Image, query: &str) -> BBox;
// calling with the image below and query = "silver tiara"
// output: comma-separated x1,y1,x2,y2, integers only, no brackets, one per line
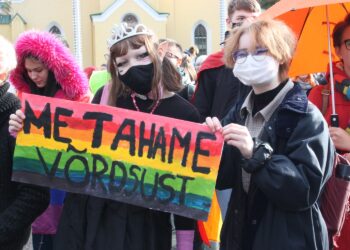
107,23,152,49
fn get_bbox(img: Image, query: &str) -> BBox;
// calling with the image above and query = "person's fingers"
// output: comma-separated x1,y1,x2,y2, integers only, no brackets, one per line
9,130,18,138
16,109,25,120
10,113,23,124
205,117,222,133
205,117,215,131
222,124,247,137
211,117,222,132
226,139,245,150
226,139,252,159
9,120,22,131
223,133,243,142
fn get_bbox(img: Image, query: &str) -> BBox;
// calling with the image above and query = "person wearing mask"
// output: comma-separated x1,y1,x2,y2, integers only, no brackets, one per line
192,0,261,122
9,30,90,250
206,19,333,250
0,35,49,250
192,2,261,243
308,13,350,250
10,22,199,250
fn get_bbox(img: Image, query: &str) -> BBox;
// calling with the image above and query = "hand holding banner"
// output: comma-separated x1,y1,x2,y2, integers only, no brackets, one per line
13,93,224,220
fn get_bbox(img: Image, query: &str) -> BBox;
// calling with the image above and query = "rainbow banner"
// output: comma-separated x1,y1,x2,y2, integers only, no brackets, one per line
13,93,224,220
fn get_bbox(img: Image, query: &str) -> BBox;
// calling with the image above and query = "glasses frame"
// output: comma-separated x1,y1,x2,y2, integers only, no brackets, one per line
165,51,181,61
231,22,243,29
343,39,350,50
232,47,269,64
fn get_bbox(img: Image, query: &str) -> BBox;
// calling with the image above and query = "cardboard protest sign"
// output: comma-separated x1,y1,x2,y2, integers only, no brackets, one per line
13,93,224,220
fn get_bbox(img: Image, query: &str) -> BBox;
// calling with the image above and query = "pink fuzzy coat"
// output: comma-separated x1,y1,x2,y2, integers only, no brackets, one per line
10,30,89,101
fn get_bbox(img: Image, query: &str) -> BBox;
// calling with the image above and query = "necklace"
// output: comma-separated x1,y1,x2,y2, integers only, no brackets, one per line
131,92,160,114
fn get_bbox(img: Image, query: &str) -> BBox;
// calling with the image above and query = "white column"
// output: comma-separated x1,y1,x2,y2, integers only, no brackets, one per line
220,0,227,43
72,0,83,67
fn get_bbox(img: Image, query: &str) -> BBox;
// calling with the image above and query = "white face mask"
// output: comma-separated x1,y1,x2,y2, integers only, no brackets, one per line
233,55,279,86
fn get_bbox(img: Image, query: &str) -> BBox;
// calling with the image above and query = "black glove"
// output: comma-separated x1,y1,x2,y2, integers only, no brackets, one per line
241,138,273,173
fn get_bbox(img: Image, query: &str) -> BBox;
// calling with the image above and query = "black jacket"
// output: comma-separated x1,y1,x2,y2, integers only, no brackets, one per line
217,83,334,250
0,83,49,250
53,89,199,250
193,65,251,122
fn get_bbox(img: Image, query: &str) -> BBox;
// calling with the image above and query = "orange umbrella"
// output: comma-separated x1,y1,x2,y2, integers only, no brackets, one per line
261,0,350,125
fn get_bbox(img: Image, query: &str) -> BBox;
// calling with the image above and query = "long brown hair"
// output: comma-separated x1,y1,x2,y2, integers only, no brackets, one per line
107,33,181,106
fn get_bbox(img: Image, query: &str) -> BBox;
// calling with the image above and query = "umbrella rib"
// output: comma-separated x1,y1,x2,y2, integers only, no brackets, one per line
297,7,313,40
289,7,313,73
341,3,350,14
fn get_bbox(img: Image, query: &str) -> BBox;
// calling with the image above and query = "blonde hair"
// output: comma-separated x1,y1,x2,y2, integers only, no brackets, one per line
0,35,16,75
181,54,197,81
108,25,181,106
224,19,296,80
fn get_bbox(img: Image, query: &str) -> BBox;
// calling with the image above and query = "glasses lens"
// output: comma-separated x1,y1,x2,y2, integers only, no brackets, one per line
252,48,268,61
165,52,172,58
345,40,350,50
232,22,243,29
166,52,180,60
233,50,248,64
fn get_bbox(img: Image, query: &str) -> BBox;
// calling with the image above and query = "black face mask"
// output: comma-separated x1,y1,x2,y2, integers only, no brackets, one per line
118,63,154,95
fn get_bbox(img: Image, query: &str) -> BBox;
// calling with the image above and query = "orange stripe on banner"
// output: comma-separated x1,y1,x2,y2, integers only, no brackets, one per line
198,191,222,246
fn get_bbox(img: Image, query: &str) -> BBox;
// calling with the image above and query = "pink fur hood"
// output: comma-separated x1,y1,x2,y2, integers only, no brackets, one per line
9,30,89,101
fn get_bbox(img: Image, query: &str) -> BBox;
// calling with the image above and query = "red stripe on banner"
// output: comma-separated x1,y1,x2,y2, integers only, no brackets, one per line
197,221,210,246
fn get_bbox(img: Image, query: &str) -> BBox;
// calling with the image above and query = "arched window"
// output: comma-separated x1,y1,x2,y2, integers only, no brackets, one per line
122,13,138,27
49,25,61,35
194,24,207,55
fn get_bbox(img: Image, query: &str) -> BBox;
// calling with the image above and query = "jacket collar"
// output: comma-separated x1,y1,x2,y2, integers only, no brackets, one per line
239,80,309,142
278,81,308,114
271,82,308,141
240,80,294,122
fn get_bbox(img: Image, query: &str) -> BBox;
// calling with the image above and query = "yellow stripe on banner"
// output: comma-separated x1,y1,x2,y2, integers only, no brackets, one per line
16,132,68,151
16,132,219,181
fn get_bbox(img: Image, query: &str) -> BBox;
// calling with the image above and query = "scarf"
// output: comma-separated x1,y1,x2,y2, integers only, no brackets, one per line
0,82,21,124
326,62,350,134
327,61,350,99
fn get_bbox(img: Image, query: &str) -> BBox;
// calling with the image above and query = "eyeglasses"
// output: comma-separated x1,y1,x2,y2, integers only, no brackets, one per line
165,52,181,61
343,39,350,50
232,22,243,29
232,48,269,64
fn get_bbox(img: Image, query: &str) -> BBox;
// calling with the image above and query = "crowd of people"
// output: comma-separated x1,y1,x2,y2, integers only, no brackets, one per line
1,0,350,249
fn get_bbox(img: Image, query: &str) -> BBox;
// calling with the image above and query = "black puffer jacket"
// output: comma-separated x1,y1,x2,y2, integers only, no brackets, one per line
0,83,49,250
217,82,334,250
